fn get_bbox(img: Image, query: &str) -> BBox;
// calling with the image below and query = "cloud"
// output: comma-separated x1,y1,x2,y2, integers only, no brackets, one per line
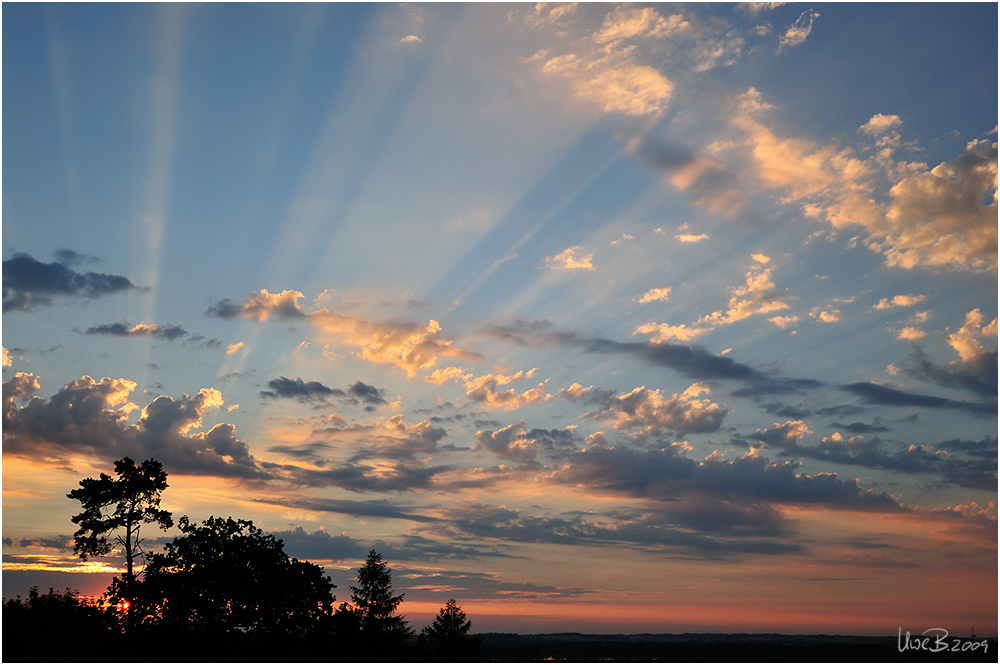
3,252,140,313
85,321,188,341
251,496,444,526
901,345,997,399
3,375,266,479
260,376,387,407
539,246,595,271
633,322,711,342
777,8,819,53
947,308,997,366
207,289,481,377
348,414,448,462
632,137,750,219
206,289,306,321
859,113,902,136
697,261,792,325
260,376,340,403
769,315,799,329
226,341,244,355
876,141,998,270
840,382,996,415
636,287,672,303
676,233,710,243
873,294,927,310
738,2,786,16
420,499,799,556
480,318,824,397
549,443,901,513
636,259,793,342
280,459,454,493
429,366,550,411
474,422,578,465
399,35,421,45
582,383,728,438
727,103,997,271
2,347,11,367
751,420,812,451
786,434,998,491
810,308,842,324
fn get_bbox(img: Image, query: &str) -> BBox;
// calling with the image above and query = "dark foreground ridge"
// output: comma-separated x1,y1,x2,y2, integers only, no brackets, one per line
478,632,997,663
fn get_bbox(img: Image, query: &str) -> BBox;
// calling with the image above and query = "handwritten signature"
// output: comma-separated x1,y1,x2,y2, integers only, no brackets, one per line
898,628,989,653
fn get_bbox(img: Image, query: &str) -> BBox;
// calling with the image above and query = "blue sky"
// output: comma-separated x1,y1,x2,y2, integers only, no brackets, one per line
3,2,997,634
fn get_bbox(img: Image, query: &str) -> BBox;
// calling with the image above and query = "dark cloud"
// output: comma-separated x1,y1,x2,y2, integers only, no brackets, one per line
348,415,449,462
3,374,268,480
632,136,757,223
282,460,454,493
260,377,386,408
394,568,590,602
268,441,335,463
347,380,386,405
53,249,98,267
15,535,74,551
3,252,140,313
260,376,342,402
485,320,823,396
419,502,801,556
204,298,244,320
85,321,189,341
204,291,307,321
474,423,580,466
840,382,997,415
549,443,901,512
828,420,890,434
788,435,998,490
902,346,998,398
250,496,443,523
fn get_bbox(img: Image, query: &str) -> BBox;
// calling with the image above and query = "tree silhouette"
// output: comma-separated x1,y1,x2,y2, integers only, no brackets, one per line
347,549,413,650
67,457,173,621
421,599,481,661
139,515,335,641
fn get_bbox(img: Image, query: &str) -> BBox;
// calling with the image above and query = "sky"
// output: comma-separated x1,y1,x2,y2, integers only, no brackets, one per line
2,2,997,636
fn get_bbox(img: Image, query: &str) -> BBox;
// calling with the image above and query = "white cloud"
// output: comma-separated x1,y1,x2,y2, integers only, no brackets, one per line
636,287,672,303
544,56,675,116
897,327,927,341
732,95,998,271
739,2,787,16
540,246,595,271
583,383,727,438
769,315,799,329
859,113,902,135
810,308,842,324
676,233,710,243
399,35,422,45
633,322,712,342
777,8,819,53
697,261,792,326
425,366,550,411
873,294,926,310
948,308,998,364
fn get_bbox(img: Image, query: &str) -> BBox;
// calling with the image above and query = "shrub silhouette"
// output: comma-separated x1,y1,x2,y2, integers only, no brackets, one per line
2,587,113,661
